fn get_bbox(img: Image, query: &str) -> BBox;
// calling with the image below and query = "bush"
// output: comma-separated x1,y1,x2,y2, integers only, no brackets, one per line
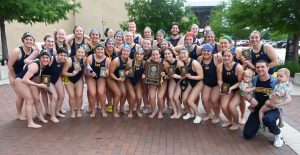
275,61,300,77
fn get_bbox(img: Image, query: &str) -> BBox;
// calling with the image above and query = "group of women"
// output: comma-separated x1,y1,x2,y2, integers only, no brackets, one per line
7,22,279,129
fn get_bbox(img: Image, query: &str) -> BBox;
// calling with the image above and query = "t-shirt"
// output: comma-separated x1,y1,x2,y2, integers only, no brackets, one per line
239,81,254,96
269,80,293,104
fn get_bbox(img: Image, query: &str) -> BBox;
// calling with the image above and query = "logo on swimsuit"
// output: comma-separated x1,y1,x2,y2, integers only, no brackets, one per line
95,63,101,67
256,54,260,58
57,64,61,68
226,71,231,76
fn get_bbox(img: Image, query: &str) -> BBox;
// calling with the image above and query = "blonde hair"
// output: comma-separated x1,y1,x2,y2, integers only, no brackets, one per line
244,69,254,77
277,68,290,77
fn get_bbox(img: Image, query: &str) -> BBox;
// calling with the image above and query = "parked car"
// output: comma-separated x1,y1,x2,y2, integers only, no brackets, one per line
276,41,286,48
236,40,250,46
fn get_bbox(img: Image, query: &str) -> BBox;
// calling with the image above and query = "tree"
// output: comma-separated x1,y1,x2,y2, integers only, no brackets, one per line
226,0,300,63
209,2,253,42
0,0,81,61
120,0,199,36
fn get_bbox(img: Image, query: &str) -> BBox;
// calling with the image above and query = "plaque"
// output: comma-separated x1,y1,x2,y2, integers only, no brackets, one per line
167,66,176,76
180,66,188,75
221,83,230,95
73,62,82,71
242,49,252,60
119,69,126,79
127,67,135,78
82,44,91,53
144,62,162,85
100,67,107,77
41,75,51,87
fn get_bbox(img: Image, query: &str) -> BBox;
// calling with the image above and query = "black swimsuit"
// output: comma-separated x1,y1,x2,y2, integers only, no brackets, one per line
128,60,145,86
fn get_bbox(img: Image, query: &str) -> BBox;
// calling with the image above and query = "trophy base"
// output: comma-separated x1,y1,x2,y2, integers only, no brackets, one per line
145,78,159,85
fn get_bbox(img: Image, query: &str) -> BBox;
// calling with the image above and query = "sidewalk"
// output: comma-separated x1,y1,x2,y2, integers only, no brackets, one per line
0,82,299,155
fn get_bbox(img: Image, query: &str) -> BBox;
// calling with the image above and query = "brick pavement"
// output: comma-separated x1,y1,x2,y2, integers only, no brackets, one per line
0,84,297,155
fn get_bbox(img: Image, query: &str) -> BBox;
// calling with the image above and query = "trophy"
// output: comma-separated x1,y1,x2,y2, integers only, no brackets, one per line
242,49,252,60
144,62,162,85
82,44,91,54
167,66,176,77
100,67,107,77
119,69,126,79
127,67,135,78
41,75,53,95
41,75,51,87
73,62,82,71
180,66,188,75
221,83,231,95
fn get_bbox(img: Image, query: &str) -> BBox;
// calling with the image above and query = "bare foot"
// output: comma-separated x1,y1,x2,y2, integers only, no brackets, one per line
39,117,48,123
175,113,182,119
113,112,120,118
90,112,96,118
28,123,42,129
211,117,220,124
149,112,156,118
17,114,27,121
50,117,60,123
70,112,76,118
229,124,239,130
202,115,212,121
137,111,143,117
121,110,128,115
170,113,177,119
77,112,82,118
102,111,108,117
221,122,232,128
56,113,65,118
158,112,163,119
128,112,133,118
239,118,246,125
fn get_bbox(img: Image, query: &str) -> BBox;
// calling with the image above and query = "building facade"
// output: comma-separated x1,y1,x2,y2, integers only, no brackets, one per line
1,0,129,57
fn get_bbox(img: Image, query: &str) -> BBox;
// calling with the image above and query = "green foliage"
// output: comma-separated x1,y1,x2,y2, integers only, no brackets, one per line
0,0,81,60
120,0,199,35
0,0,81,24
275,60,300,77
226,0,300,35
209,2,252,41
221,0,300,63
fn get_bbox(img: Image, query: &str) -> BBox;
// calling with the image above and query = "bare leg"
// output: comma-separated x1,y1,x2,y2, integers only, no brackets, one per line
14,79,41,128
135,82,143,117
157,82,167,119
125,80,135,118
48,84,59,122
239,99,246,124
168,79,177,119
201,85,212,121
107,78,121,117
228,91,241,130
142,83,149,113
187,82,203,124
97,78,107,117
173,83,182,119
148,85,157,118
30,84,48,123
210,86,221,123
65,82,76,118
74,78,84,117
55,78,65,117
86,77,97,117
119,81,127,115
220,93,233,127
